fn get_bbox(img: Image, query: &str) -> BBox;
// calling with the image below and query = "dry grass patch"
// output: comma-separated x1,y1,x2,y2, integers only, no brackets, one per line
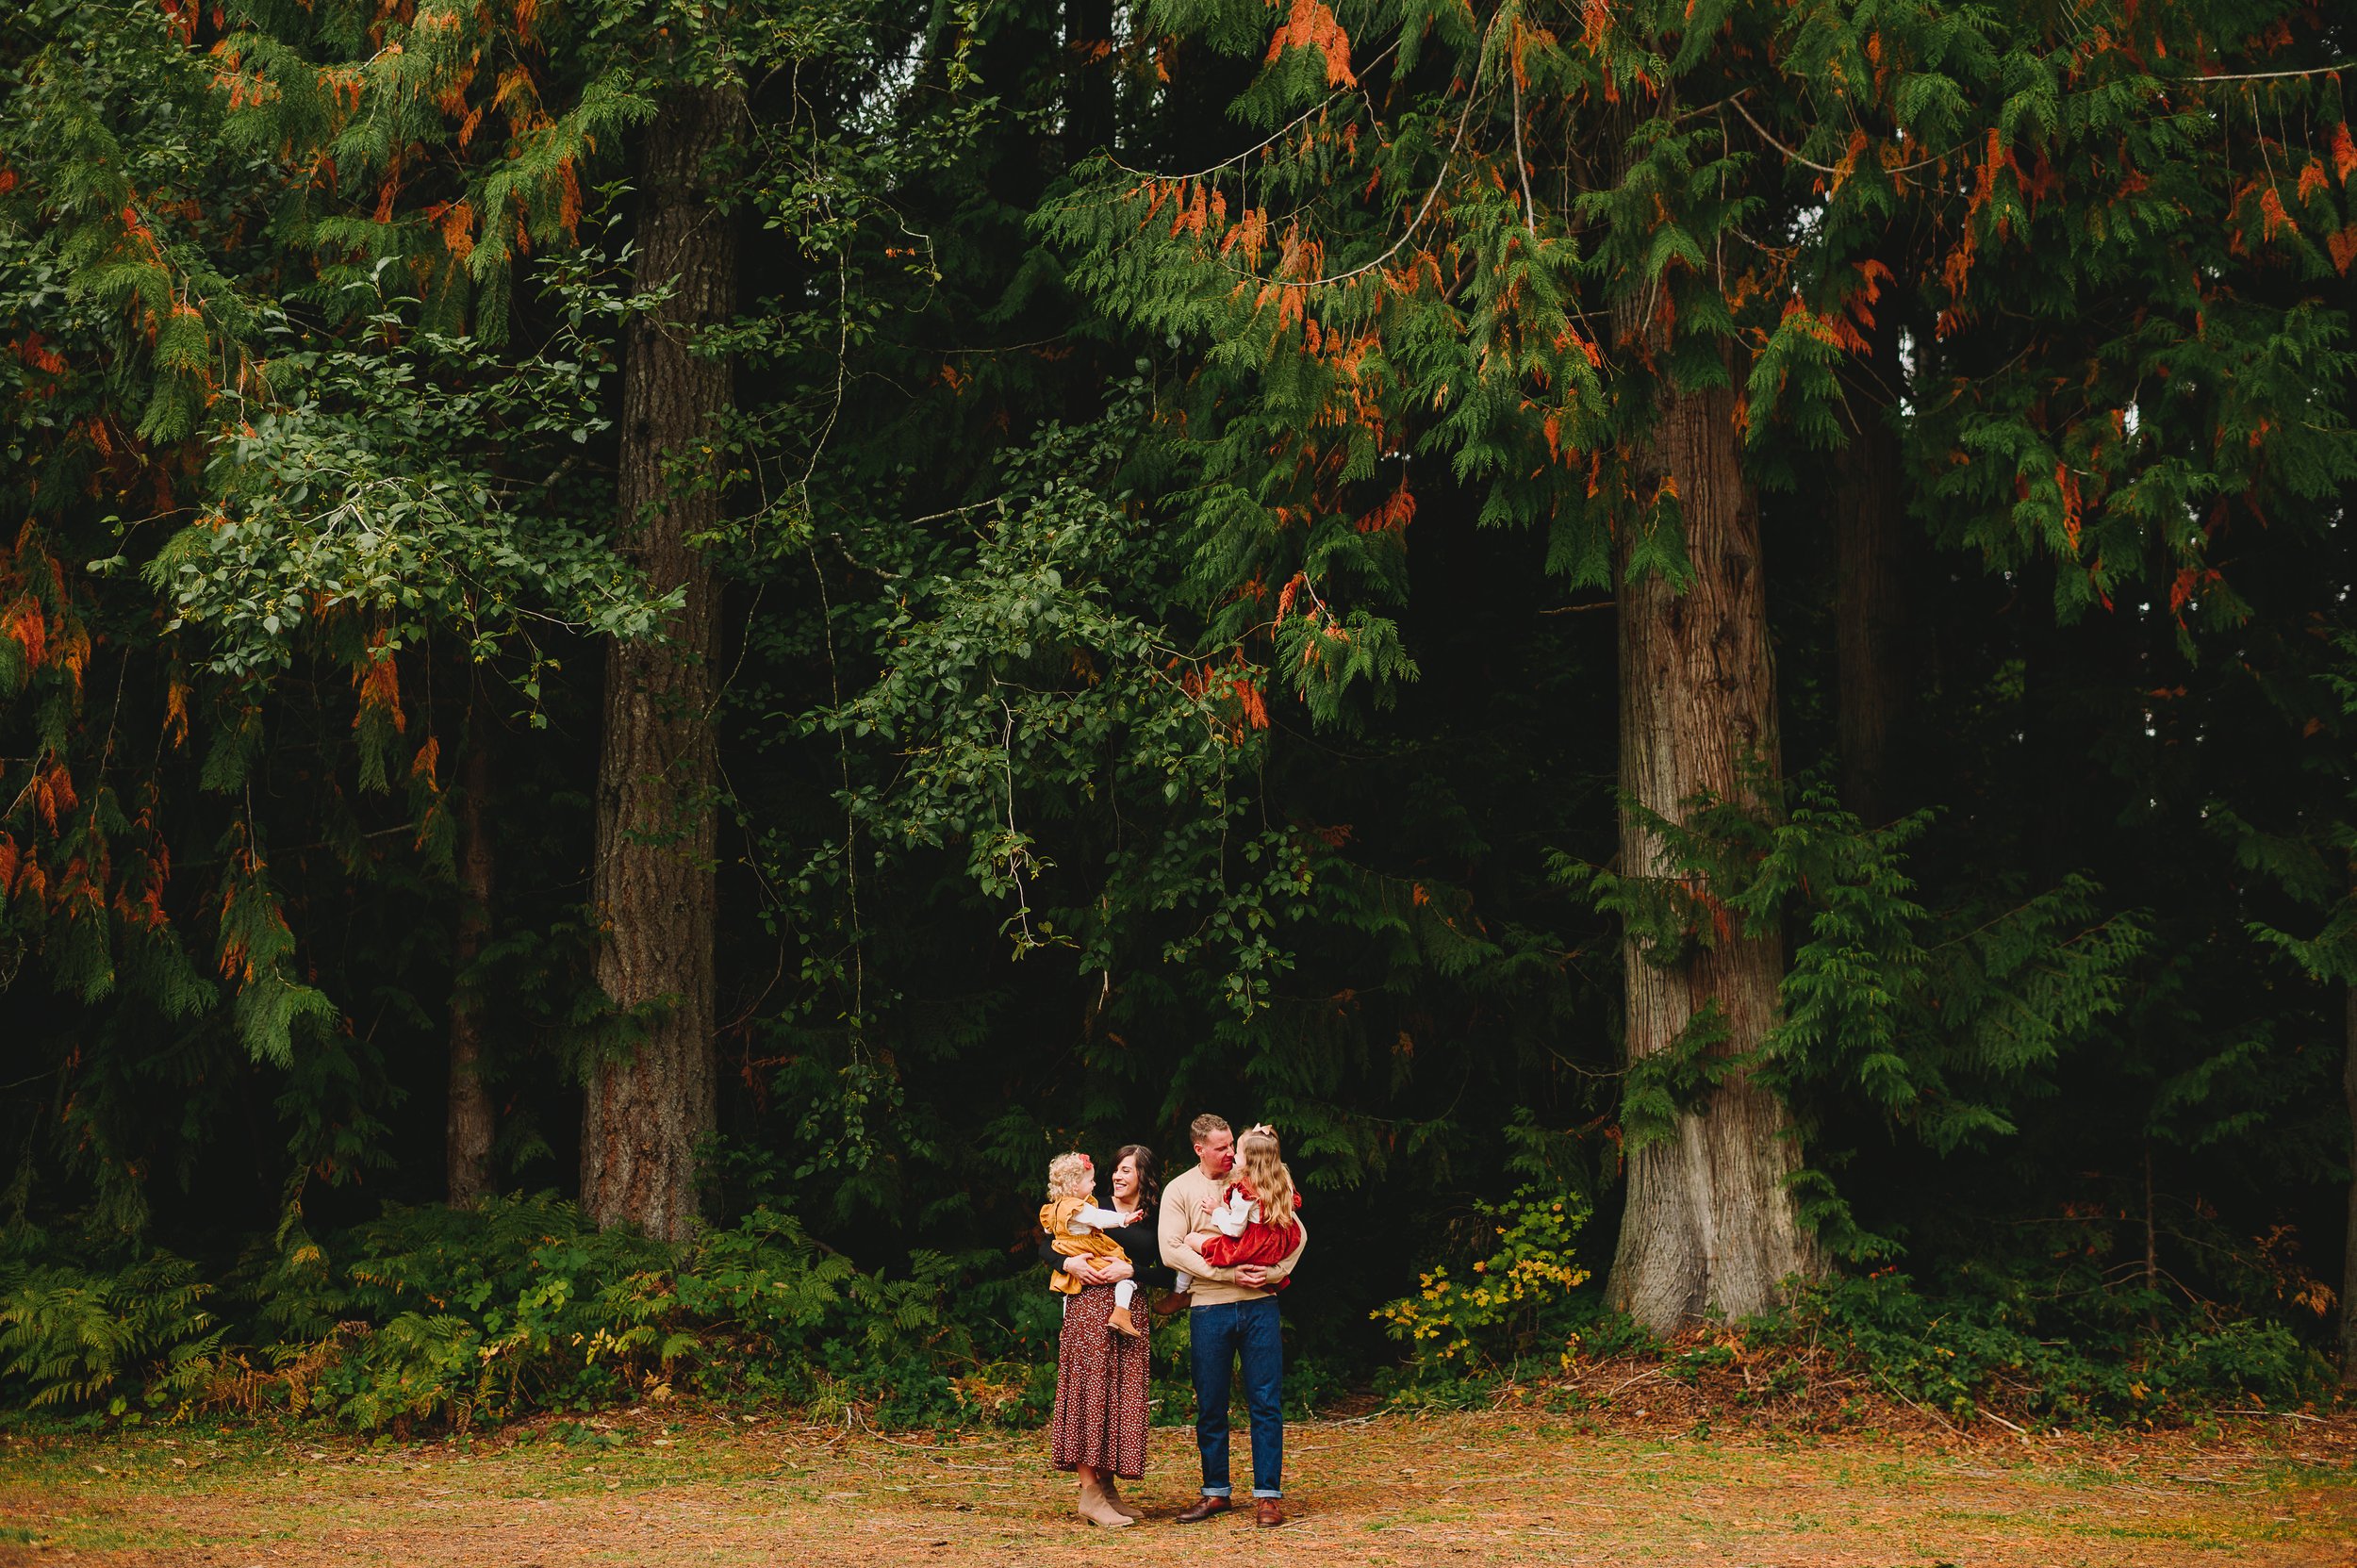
0,1406,2350,1567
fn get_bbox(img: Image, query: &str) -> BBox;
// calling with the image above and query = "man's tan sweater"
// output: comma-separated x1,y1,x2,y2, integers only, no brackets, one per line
1160,1163,1308,1307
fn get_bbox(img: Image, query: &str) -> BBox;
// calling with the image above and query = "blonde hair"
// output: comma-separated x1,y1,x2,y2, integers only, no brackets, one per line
1047,1151,1094,1199
1235,1127,1296,1228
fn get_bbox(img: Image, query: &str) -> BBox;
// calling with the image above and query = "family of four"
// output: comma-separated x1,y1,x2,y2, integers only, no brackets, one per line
1038,1113,1309,1528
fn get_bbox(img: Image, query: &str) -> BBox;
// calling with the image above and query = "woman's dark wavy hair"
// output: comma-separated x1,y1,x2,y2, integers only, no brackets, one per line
1113,1144,1160,1215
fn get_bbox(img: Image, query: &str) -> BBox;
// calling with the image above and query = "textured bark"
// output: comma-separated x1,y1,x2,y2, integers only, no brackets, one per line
1606,319,1824,1334
2342,982,2357,1385
582,84,739,1244
445,723,496,1208
1834,305,1906,826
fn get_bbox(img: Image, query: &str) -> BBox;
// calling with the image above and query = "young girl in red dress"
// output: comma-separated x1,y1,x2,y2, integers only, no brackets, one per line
1182,1124,1301,1290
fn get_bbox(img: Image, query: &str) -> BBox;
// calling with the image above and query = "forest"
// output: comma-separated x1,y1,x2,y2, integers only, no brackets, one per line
3,0,2356,1433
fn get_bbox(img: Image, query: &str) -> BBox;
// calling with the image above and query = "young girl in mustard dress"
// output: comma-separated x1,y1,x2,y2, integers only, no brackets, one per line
1040,1151,1147,1337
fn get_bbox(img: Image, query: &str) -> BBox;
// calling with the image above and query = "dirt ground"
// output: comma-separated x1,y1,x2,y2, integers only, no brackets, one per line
3,1405,2354,1568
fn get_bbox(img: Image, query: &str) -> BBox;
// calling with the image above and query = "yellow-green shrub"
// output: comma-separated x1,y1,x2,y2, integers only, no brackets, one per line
1374,1188,1592,1373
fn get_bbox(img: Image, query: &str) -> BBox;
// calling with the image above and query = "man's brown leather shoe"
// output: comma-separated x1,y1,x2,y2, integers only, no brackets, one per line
1255,1498,1286,1527
1174,1495,1232,1524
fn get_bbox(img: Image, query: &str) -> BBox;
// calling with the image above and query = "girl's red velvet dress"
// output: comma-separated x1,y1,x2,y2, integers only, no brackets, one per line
1197,1189,1302,1288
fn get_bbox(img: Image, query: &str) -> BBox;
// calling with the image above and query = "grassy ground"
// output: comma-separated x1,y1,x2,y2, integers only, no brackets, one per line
2,1406,2352,1567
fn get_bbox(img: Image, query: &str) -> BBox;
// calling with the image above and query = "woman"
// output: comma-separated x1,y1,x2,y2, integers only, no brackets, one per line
1049,1143,1159,1527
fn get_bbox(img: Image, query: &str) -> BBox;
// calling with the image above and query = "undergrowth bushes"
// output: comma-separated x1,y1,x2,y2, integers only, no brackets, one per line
1372,1188,1595,1373
1,1196,1058,1431
1373,1189,2332,1428
1776,1271,2328,1427
2,1188,2335,1433
0,1251,223,1417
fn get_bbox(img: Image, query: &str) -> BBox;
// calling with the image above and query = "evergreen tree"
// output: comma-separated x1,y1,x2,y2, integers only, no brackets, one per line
0,0,657,1233
583,60,739,1243
4,0,2354,1408
1048,0,2357,1329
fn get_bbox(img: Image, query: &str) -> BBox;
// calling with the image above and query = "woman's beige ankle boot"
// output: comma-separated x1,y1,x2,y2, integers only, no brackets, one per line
1078,1480,1134,1527
1100,1477,1143,1520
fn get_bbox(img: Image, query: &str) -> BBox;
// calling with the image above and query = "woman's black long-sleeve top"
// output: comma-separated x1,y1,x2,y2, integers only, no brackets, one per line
1112,1211,1160,1270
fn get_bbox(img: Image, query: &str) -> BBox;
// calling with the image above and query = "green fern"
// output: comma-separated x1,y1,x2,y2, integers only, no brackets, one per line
0,1252,221,1411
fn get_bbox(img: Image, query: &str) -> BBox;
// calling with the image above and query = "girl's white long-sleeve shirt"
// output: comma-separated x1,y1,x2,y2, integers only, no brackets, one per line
1207,1187,1257,1238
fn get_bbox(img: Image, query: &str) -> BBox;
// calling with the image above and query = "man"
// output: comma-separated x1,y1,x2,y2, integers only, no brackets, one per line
1159,1112,1308,1527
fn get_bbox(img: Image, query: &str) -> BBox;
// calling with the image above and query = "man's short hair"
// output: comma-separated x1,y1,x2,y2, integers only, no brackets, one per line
1189,1113,1232,1145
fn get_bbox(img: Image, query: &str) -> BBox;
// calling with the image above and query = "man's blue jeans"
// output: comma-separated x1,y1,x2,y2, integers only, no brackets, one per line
1188,1296,1283,1498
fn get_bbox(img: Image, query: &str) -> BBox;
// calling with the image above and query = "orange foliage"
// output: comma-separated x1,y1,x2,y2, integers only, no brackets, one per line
1850,256,1893,328
354,641,406,733
318,65,367,115
15,334,67,377
437,199,476,262
115,205,164,268
1969,127,2009,220
1265,0,1357,87
1233,674,1269,730
1167,180,1215,239
49,617,88,692
1220,206,1270,266
2331,223,2357,276
2167,564,2220,619
3,597,44,668
163,678,190,750
1353,483,1415,535
1831,128,1870,192
1778,294,1870,357
493,67,544,132
119,870,172,932
1178,653,1272,737
2335,123,2357,185
437,75,475,119
2258,187,2294,241
1935,230,1977,336
29,759,78,832
1580,0,1610,52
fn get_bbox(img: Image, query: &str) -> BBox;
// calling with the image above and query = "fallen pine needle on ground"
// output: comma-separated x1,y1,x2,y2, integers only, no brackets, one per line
2,1406,2352,1568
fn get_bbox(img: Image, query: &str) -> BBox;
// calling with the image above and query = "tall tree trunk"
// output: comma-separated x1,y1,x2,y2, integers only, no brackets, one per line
1606,329,1824,1333
2342,978,2357,1385
1835,302,1906,826
445,713,497,1208
582,83,739,1243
